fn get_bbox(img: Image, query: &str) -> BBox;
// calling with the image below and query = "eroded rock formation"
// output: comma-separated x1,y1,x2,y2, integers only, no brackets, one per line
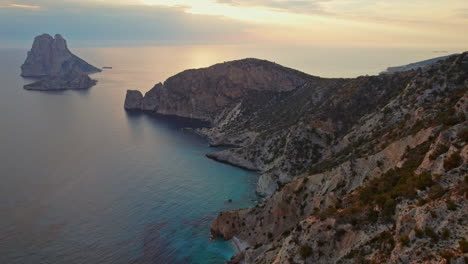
124,90,144,109
21,34,101,90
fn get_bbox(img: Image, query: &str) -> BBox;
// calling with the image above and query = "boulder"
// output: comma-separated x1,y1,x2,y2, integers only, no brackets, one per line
124,90,144,110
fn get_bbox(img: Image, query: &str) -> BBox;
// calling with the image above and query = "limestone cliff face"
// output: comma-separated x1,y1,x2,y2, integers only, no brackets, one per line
21,34,100,78
124,58,317,121
21,34,100,90
210,53,467,264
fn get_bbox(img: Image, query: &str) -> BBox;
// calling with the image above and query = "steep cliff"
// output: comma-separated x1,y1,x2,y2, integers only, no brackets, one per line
126,53,467,263
124,58,317,120
21,34,100,90
21,34,100,77
124,90,144,109
210,53,467,263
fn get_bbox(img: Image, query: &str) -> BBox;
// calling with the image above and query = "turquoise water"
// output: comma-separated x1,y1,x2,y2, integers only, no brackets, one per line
0,48,259,264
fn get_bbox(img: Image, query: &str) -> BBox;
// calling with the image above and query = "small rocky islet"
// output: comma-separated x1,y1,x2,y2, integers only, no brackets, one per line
125,53,467,263
21,34,101,90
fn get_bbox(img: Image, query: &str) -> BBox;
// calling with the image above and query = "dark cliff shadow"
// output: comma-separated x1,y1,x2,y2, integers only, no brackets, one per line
124,110,210,130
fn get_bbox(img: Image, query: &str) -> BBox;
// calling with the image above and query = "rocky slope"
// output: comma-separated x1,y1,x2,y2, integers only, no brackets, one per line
127,53,466,263
210,53,467,263
21,34,101,90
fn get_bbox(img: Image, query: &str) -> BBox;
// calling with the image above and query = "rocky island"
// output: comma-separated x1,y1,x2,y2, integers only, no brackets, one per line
21,34,101,90
126,53,467,263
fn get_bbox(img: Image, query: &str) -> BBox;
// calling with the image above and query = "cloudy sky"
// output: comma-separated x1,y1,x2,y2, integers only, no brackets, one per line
1,0,467,48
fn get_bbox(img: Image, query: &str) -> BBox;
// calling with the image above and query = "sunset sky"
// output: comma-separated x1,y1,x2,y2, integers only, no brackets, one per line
1,0,467,49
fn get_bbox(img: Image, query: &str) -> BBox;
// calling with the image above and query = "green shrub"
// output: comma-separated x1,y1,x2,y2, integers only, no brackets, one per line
414,228,424,238
415,172,433,190
443,152,462,171
399,234,410,247
432,107,463,127
299,245,312,258
441,228,450,240
428,184,445,200
446,200,457,211
443,116,462,126
417,199,427,206
459,240,468,253
424,227,438,241
458,128,468,143
439,250,454,262
381,198,396,220
429,144,449,160
367,209,379,223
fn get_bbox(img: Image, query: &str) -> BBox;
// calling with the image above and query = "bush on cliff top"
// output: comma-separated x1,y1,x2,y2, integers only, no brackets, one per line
459,239,468,253
299,245,312,259
443,152,462,171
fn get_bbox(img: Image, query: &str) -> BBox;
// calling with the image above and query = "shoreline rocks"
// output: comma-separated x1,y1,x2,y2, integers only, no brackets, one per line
124,90,144,109
23,67,97,91
205,151,260,172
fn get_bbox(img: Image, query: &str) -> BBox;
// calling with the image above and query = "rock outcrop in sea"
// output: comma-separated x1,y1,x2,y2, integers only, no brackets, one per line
124,90,144,109
127,53,468,263
21,34,101,90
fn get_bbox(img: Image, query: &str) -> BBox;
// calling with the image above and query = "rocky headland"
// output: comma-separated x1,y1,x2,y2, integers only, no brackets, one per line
382,54,457,74
126,53,467,263
123,58,316,120
21,34,101,90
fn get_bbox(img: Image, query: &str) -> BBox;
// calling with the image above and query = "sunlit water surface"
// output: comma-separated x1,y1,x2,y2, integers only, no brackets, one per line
0,45,458,263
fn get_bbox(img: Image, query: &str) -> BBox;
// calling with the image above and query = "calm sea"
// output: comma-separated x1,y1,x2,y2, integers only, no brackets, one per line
0,45,457,263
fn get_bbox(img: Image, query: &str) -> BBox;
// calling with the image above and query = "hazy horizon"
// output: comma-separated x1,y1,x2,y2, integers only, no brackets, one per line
1,0,467,50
